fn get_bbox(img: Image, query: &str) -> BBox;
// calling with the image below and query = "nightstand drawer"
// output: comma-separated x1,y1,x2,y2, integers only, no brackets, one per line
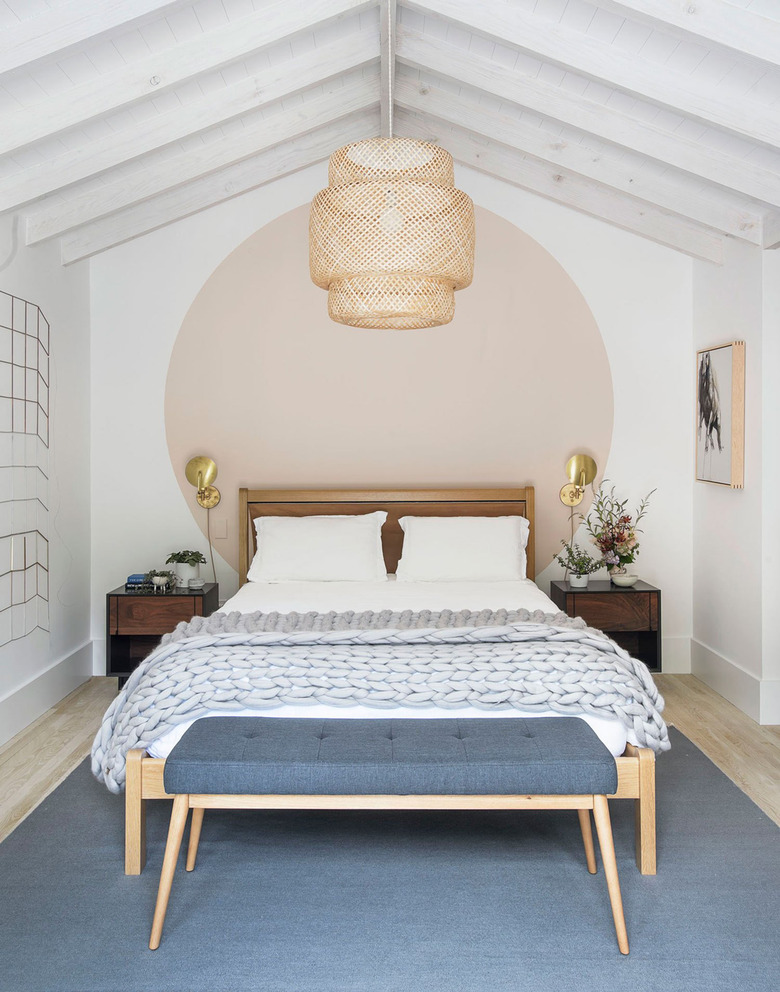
111,596,198,635
573,593,651,631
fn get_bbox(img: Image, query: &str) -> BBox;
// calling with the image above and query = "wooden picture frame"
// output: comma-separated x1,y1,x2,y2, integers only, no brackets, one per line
696,341,745,489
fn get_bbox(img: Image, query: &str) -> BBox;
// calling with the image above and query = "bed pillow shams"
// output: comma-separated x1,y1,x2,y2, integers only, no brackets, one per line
247,512,388,582
395,515,529,582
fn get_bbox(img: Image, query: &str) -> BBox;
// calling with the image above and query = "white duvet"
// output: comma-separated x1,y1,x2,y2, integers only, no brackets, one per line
146,578,630,758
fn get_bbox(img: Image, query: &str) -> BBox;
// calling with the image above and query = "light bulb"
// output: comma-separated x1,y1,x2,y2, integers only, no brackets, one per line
379,190,404,234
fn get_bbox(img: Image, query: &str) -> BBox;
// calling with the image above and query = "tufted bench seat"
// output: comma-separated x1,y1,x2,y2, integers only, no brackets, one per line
149,716,629,953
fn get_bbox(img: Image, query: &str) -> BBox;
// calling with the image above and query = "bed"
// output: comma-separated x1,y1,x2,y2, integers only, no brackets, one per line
97,487,663,877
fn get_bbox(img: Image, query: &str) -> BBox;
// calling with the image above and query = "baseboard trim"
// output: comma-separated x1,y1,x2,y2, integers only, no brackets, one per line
0,642,93,749
760,680,780,725
691,639,761,722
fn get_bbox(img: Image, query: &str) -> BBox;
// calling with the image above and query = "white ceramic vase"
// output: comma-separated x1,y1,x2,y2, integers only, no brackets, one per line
174,563,198,588
568,573,589,589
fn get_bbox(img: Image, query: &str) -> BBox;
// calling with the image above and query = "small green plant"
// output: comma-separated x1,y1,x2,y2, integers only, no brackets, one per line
553,541,603,576
165,550,207,566
145,569,176,586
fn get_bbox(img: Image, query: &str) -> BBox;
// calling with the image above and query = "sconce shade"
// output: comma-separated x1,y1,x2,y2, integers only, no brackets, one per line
560,454,598,507
185,455,221,509
309,137,475,329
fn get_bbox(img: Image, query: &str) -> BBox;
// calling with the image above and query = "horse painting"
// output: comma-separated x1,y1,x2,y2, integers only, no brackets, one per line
698,351,722,454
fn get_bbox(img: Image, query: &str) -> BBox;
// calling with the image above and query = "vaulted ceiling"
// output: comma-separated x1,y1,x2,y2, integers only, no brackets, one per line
1,0,778,265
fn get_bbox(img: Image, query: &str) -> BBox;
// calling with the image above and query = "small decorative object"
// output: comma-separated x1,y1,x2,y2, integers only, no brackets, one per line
309,137,475,328
552,541,603,589
145,569,176,593
584,484,654,584
610,573,639,588
188,577,206,590
696,341,745,488
166,550,207,588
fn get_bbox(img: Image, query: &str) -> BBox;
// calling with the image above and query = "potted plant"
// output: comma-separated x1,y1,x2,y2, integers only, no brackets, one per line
165,550,207,588
583,484,655,586
553,541,603,588
144,569,176,593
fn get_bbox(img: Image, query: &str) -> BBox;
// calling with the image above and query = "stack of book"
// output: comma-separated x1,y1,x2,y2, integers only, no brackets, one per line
125,573,152,593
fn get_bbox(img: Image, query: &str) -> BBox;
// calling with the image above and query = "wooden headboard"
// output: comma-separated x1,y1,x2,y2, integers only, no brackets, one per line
238,487,535,586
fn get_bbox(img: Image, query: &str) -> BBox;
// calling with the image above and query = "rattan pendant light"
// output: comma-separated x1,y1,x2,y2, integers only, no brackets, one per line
309,138,474,329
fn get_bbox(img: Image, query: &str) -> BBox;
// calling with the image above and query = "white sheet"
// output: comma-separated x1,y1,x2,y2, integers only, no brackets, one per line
219,575,559,616
145,578,631,759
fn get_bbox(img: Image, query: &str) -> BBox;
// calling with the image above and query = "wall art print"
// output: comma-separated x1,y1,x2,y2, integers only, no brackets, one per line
696,340,745,489
0,289,50,646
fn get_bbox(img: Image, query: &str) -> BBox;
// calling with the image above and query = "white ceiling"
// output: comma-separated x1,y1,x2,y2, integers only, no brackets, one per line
1,0,779,265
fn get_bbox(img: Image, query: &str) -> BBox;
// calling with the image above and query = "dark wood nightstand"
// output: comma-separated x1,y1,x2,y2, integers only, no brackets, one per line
549,579,661,672
106,583,219,686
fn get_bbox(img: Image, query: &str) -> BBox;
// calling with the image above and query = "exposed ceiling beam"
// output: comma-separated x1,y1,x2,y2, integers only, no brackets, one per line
59,110,378,264
409,0,780,149
397,29,780,209
0,0,373,158
595,0,780,69
395,75,765,244
0,32,376,214
0,0,187,75
26,74,378,244
380,0,397,137
394,109,724,263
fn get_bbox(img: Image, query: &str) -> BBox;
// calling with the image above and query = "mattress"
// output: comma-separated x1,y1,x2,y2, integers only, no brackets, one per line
145,578,630,759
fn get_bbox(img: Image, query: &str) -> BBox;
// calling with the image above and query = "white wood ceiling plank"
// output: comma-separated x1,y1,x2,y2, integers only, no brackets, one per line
410,0,780,147
58,109,378,263
395,75,764,243
596,0,780,68
587,7,625,44
26,72,378,243
394,108,724,262
137,16,178,53
397,30,780,207
0,1,187,75
165,7,205,43
560,0,598,34
0,0,373,157
192,0,230,32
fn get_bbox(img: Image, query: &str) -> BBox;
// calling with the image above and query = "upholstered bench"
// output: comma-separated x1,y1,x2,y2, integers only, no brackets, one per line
149,716,629,953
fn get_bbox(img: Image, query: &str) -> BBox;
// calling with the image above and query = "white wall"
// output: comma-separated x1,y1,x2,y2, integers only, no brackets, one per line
760,249,780,722
0,215,92,747
90,164,694,675
691,240,776,722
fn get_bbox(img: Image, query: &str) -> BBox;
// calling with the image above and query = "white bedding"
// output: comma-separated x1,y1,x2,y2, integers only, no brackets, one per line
146,578,631,759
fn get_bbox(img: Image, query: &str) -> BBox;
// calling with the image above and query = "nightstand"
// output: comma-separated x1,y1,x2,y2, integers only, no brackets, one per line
549,579,661,672
106,583,219,686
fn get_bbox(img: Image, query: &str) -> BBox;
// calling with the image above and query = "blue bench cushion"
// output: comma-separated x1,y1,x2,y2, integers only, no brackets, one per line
163,717,618,796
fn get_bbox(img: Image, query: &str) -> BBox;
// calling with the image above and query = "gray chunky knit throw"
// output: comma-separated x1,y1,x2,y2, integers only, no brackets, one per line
92,608,669,793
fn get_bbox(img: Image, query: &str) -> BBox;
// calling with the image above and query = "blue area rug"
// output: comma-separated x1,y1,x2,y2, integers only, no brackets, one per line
0,728,777,992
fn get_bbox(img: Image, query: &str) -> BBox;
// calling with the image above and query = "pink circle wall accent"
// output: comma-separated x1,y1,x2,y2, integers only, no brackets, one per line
165,204,613,576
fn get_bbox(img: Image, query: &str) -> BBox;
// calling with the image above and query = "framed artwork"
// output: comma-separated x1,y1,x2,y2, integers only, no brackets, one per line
696,341,745,488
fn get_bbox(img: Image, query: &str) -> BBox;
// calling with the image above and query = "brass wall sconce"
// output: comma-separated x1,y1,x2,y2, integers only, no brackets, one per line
185,455,221,509
559,454,598,507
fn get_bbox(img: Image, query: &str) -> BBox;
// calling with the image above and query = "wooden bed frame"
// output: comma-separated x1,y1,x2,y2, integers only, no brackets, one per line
124,487,656,876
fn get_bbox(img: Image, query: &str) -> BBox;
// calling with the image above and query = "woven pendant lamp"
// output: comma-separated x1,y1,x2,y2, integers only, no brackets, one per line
309,137,475,329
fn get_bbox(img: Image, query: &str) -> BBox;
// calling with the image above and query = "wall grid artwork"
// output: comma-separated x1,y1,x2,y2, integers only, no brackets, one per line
695,341,745,489
0,289,50,646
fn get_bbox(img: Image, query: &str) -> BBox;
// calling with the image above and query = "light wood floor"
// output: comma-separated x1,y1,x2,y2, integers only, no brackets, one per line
0,674,778,845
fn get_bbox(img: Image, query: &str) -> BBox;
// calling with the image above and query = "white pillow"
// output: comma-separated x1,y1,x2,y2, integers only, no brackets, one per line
247,512,388,582
395,515,529,582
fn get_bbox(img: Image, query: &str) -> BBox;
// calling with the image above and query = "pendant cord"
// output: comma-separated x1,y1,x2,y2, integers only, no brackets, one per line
380,0,396,139
206,507,217,585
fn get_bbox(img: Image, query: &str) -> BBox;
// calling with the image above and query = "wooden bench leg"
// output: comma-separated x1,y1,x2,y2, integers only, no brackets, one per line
577,809,597,874
635,748,656,876
592,795,629,955
186,808,205,871
149,795,190,950
125,750,146,876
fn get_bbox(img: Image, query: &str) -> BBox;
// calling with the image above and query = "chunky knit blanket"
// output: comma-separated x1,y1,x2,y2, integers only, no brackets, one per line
92,608,669,793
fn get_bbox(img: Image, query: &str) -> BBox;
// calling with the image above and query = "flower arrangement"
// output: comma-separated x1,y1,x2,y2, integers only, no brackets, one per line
583,484,655,571
553,541,603,577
